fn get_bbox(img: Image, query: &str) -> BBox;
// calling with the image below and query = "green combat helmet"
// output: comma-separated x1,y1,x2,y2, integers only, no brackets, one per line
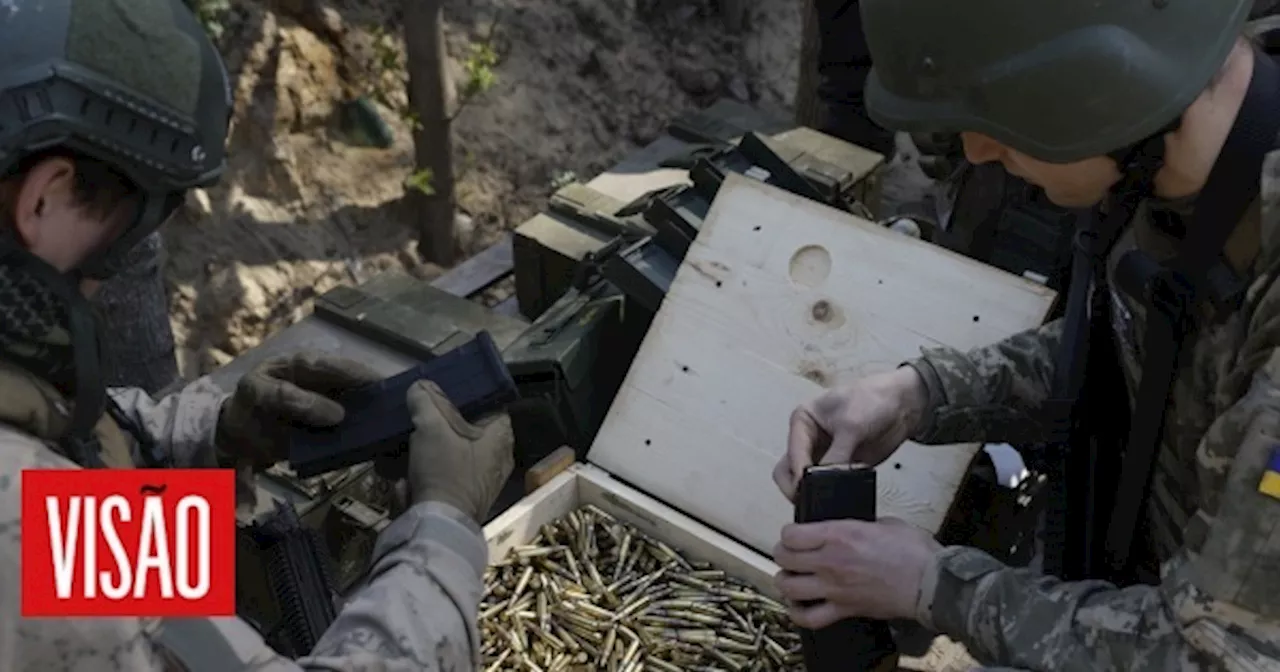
860,0,1254,163
0,0,231,462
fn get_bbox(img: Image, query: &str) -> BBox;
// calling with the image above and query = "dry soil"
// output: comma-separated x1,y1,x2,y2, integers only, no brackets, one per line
165,0,804,376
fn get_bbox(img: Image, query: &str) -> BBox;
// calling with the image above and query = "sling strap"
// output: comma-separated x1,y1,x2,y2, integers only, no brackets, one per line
1104,47,1280,577
1042,174,1152,580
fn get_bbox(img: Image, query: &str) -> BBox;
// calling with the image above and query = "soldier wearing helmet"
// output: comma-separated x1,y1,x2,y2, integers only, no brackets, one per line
808,0,1280,288
774,1,1280,669
0,1,513,670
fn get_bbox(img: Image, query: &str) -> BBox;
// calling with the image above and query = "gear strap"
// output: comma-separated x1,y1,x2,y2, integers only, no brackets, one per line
1042,176,1152,580
1104,47,1280,578
0,238,109,465
52,277,106,467
1040,109,1171,579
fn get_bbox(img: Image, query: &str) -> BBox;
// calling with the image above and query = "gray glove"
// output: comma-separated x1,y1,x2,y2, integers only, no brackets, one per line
405,380,514,521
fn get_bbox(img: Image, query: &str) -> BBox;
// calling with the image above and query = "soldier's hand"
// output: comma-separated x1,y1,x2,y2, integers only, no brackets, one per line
404,380,514,522
773,517,942,625
216,352,381,469
773,367,929,502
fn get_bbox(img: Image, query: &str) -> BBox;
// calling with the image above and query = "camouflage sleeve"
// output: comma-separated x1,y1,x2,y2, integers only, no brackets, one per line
298,500,485,670
913,350,1280,670
108,376,229,468
140,500,487,671
0,427,225,672
906,318,1062,446
917,547,1196,670
920,536,1280,669
0,423,484,671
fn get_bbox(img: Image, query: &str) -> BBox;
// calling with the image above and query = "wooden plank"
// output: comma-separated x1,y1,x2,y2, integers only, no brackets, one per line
430,236,513,298
587,175,1057,557
523,446,577,494
484,468,581,560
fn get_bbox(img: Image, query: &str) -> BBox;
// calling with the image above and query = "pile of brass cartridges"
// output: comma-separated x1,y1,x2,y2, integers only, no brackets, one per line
481,505,804,671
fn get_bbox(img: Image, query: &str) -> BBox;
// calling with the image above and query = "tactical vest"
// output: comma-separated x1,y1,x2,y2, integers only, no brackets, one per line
0,358,135,467
0,358,273,671
1106,197,1265,571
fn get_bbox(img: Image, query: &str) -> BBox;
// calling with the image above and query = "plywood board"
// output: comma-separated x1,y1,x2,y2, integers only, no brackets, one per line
587,174,1056,557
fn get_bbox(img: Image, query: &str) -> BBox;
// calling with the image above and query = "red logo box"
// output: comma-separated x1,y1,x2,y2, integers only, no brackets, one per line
21,469,236,617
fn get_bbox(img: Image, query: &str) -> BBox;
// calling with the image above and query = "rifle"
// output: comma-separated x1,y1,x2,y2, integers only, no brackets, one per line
242,502,339,657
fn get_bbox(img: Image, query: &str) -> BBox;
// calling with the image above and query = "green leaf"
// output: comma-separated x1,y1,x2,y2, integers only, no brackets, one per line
405,168,436,195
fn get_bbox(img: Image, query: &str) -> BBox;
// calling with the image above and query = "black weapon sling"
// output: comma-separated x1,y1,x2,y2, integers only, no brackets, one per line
1040,102,1176,582
1045,47,1280,583
1042,172,1150,581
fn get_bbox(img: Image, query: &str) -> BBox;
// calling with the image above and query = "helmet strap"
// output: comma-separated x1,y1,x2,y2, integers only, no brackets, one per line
80,193,176,281
1106,118,1182,200
1081,117,1183,253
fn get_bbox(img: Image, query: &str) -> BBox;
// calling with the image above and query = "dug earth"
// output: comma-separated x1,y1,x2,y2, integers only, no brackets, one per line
164,0,804,378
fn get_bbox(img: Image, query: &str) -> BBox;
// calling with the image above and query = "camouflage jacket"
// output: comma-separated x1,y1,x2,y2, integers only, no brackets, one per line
905,149,1280,670
0,362,485,671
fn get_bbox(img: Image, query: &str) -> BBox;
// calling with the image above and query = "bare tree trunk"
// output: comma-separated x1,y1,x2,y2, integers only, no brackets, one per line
794,0,822,127
404,0,458,266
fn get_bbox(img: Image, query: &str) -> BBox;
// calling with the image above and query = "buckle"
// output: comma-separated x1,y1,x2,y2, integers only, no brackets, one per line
1073,227,1109,260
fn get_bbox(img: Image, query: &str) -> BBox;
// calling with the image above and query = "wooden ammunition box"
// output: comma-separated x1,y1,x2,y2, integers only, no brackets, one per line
485,462,778,607
485,176,1056,669
482,463,785,669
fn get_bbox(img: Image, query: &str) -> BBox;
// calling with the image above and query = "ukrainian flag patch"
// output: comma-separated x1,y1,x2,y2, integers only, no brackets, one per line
1259,447,1280,499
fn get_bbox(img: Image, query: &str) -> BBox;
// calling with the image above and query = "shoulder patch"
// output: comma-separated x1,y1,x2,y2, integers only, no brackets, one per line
1257,445,1280,499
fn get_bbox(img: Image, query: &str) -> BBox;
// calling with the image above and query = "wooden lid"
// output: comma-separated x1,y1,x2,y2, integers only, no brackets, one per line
586,174,1056,557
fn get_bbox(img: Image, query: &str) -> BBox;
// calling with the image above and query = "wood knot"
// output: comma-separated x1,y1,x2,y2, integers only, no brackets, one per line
802,369,828,386
811,300,832,322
